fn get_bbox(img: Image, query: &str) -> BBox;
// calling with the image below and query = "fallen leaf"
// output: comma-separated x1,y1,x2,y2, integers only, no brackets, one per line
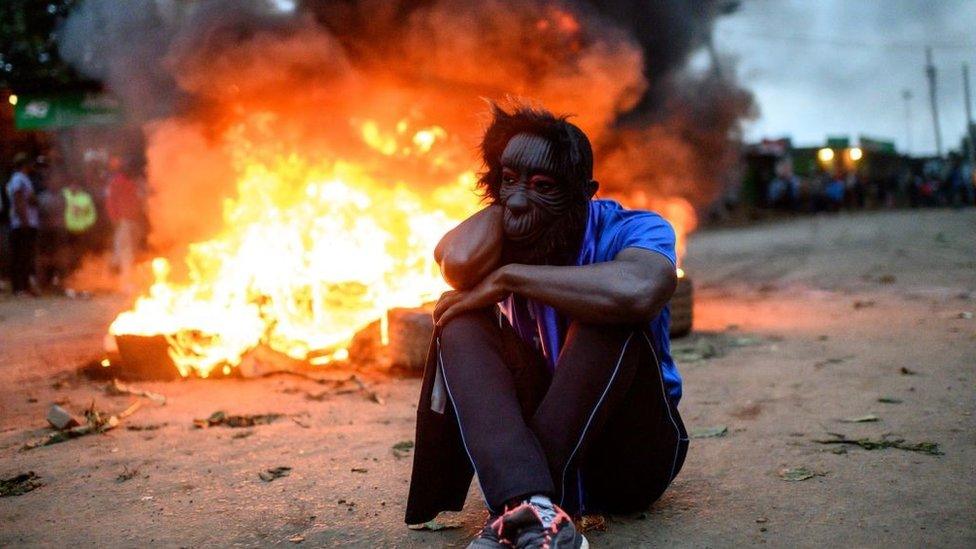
288,535,305,544
690,426,728,439
839,414,879,423
408,519,462,531
813,435,943,455
778,467,823,481
117,466,139,483
576,514,609,533
392,440,414,459
195,411,281,428
877,397,903,404
259,466,292,482
1,472,43,497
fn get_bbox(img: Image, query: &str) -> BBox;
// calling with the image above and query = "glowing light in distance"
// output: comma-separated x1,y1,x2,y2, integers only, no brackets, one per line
817,148,835,162
8,94,17,106
849,147,863,161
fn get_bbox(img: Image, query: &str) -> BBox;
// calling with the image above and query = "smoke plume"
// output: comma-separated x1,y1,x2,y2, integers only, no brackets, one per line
58,0,753,254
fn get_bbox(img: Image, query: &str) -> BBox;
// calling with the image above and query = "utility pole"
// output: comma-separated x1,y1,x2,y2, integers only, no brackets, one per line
901,89,913,154
963,63,975,162
925,47,943,156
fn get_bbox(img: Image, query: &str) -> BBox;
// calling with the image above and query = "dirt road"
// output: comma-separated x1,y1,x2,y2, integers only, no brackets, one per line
1,209,974,547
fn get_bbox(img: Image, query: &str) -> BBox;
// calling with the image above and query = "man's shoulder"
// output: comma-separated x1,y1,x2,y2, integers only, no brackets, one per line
591,199,672,230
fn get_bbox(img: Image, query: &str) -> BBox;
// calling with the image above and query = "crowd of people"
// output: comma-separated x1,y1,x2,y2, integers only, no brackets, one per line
765,153,976,213
1,152,145,297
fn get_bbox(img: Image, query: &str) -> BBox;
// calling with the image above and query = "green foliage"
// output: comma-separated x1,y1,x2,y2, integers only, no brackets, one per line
0,0,88,91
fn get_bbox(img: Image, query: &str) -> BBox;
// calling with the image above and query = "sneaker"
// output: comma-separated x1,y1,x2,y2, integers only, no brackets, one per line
466,512,505,548
498,500,588,549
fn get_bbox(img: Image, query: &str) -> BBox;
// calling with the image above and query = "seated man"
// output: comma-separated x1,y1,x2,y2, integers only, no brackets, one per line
405,104,688,548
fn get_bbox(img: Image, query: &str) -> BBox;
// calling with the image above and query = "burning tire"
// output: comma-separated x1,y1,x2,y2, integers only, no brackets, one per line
669,275,693,338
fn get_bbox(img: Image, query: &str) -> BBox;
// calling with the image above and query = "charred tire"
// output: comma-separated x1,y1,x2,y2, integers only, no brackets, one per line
669,276,693,338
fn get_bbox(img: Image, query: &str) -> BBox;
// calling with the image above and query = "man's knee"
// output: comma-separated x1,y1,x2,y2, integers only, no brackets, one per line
439,308,494,346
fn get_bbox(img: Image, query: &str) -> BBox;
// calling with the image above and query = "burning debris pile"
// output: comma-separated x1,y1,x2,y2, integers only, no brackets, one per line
57,0,753,378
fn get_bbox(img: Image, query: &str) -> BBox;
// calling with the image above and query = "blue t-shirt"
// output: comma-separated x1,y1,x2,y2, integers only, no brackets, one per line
498,199,682,406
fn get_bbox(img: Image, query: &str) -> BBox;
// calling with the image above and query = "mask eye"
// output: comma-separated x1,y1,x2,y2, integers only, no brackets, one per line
501,169,519,186
531,176,557,194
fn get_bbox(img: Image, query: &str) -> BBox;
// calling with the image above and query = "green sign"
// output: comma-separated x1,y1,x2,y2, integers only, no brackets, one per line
826,136,850,149
859,136,896,154
14,92,123,130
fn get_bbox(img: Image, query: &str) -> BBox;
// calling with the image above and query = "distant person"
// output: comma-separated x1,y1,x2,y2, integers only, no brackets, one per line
36,172,66,290
5,153,41,296
62,179,98,276
105,156,142,292
766,159,799,211
824,172,845,212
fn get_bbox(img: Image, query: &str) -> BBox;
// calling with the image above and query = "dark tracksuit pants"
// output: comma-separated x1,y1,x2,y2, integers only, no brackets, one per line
9,227,37,294
437,308,686,515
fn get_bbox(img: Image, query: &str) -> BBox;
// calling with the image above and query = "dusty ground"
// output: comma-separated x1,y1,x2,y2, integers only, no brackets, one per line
1,208,974,547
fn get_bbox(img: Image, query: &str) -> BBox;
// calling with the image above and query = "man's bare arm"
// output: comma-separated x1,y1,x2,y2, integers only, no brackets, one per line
434,205,504,290
434,247,676,326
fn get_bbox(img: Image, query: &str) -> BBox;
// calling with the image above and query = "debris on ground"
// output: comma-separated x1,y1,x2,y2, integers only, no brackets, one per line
778,467,825,481
106,378,167,405
899,367,917,375
232,430,254,439
813,434,943,455
877,397,903,404
272,371,386,405
259,466,292,482
877,274,897,284
671,338,719,362
407,519,462,531
576,514,610,533
351,467,368,473
287,534,305,544
126,423,168,431
814,356,854,368
690,425,729,438
839,414,879,423
959,311,973,319
853,300,876,309
391,440,414,459
46,404,81,430
22,401,141,451
290,416,311,429
117,465,139,483
193,411,281,429
1,472,43,497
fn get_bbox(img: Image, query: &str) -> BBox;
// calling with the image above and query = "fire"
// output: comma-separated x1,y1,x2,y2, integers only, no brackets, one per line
110,124,478,378
108,120,694,379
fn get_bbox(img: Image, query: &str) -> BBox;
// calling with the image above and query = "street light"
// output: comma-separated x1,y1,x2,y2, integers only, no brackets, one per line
849,147,863,161
8,94,17,106
817,147,834,162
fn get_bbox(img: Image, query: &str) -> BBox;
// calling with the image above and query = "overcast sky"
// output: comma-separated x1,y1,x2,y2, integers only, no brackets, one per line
712,0,976,155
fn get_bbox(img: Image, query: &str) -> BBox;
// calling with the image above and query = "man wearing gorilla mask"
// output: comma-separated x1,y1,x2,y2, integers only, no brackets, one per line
405,104,688,548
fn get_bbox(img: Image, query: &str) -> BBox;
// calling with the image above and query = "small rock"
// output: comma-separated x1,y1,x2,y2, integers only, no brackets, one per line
46,404,81,430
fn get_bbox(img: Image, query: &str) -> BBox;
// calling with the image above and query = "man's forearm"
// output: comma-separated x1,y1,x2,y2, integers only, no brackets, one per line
497,254,676,324
435,205,504,290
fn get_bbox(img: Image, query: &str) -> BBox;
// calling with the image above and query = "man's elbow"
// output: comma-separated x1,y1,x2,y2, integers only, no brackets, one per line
620,273,677,322
440,254,477,290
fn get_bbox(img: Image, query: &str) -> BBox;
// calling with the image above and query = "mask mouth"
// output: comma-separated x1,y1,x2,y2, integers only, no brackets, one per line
502,208,544,242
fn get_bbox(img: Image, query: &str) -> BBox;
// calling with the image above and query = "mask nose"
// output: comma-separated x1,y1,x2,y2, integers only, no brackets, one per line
505,191,531,215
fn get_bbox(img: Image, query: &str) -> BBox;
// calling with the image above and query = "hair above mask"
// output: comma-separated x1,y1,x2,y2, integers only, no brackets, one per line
477,101,593,203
